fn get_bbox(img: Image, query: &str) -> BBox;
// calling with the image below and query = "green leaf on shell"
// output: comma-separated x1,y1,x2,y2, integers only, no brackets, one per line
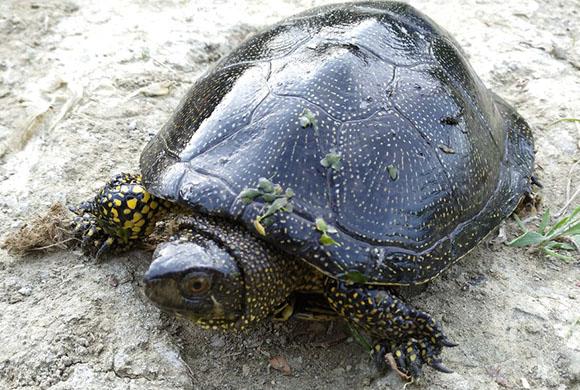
262,193,278,203
320,232,340,246
273,184,283,195
299,108,318,130
321,151,342,171
258,177,274,193
315,217,328,232
240,188,261,204
247,178,295,228
343,271,367,284
316,217,339,245
262,197,288,219
387,164,398,181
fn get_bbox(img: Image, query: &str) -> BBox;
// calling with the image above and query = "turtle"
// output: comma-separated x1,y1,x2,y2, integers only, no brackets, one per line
72,1,535,378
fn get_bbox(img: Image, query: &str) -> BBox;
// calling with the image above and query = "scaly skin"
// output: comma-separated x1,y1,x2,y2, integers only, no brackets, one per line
73,173,455,378
71,173,164,257
325,279,456,377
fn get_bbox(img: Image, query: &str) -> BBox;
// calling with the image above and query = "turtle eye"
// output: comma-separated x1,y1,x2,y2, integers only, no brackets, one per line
182,274,210,296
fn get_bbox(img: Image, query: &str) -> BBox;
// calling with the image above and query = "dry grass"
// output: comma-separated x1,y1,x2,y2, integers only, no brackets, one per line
2,203,77,255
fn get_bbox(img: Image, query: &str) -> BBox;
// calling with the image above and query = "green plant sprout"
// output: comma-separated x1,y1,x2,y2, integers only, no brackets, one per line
508,206,580,262
320,150,342,171
315,217,340,246
298,108,318,130
239,178,294,236
387,164,398,181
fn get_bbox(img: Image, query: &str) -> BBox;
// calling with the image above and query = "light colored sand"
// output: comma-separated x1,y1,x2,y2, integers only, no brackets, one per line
0,1,578,389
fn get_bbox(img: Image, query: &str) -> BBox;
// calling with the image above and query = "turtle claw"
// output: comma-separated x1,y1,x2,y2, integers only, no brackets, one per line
441,338,459,348
530,175,543,188
71,201,120,258
373,334,455,379
430,359,453,374
95,237,114,259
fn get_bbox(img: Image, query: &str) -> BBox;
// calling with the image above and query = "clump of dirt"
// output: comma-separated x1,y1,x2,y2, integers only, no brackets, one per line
2,202,75,255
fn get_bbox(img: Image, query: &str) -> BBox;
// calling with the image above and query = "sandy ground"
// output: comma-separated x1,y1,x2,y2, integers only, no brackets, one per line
0,0,579,389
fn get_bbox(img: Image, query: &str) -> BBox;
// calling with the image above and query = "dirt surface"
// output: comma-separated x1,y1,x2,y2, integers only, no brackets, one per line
1,0,579,389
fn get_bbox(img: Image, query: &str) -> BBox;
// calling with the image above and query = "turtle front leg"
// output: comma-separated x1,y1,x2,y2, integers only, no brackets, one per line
324,279,456,379
70,173,164,257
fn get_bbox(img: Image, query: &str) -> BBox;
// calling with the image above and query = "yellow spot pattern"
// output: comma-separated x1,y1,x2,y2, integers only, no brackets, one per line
127,199,137,210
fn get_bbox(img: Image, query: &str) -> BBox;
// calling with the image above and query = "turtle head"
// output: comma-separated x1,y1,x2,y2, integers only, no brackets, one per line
144,235,244,328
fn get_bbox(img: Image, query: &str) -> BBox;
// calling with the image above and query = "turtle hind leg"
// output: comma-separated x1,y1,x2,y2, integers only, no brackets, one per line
324,278,456,379
70,173,164,257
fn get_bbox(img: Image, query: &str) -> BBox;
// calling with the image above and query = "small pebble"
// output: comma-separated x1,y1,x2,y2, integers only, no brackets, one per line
11,220,23,229
521,377,530,389
18,286,32,296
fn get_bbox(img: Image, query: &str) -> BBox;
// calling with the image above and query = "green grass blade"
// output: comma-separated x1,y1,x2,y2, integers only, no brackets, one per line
546,206,580,238
560,222,580,237
544,241,576,251
545,215,572,238
543,247,575,262
549,118,580,126
538,209,551,235
571,235,580,250
508,231,546,247
346,323,372,352
511,206,579,261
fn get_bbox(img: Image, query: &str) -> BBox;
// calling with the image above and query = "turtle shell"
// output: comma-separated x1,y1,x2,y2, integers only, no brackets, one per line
140,1,534,285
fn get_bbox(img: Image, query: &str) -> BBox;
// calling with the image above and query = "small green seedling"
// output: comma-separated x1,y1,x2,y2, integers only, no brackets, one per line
321,150,342,171
299,108,318,130
240,188,262,204
508,206,580,262
240,178,294,236
387,164,398,181
315,217,340,246
343,270,368,284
